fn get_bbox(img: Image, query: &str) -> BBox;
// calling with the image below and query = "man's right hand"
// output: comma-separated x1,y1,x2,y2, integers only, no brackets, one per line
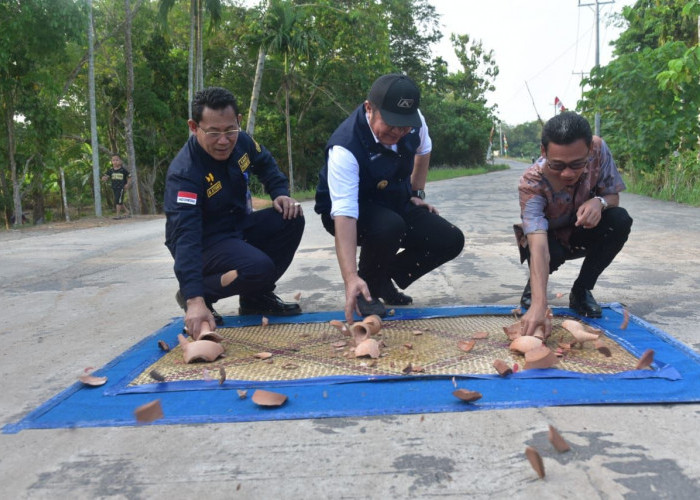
520,303,552,338
344,274,371,323
184,296,216,340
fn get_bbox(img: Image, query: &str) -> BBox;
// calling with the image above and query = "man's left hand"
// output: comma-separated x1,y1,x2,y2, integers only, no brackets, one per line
273,195,303,219
410,196,439,214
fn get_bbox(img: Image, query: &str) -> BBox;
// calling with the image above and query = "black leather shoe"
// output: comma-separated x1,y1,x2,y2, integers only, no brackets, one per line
175,290,224,325
239,291,302,316
520,280,532,309
569,288,602,318
368,277,412,306
356,294,386,317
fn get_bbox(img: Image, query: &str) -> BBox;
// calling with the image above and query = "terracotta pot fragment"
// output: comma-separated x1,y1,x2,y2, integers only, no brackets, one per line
362,315,383,335
177,334,225,363
251,389,287,407
261,316,269,327
524,345,559,370
595,340,612,357
472,331,489,339
620,308,630,330
635,349,654,370
197,330,224,343
78,374,108,386
457,340,476,352
331,340,347,348
134,399,164,423
294,291,302,301
218,367,226,385
355,338,380,358
561,319,599,344
509,336,543,354
525,446,545,479
493,359,513,377
413,329,424,335
548,425,571,452
404,343,413,350
503,321,522,340
149,370,166,382
237,389,248,399
452,389,483,402
350,322,371,345
254,352,273,360
329,319,349,336
158,340,170,351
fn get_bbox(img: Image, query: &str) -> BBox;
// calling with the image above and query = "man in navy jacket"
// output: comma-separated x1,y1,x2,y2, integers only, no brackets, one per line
315,74,464,322
165,87,304,338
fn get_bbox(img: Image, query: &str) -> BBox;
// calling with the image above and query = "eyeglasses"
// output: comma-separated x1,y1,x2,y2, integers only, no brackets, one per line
545,155,591,171
199,127,240,140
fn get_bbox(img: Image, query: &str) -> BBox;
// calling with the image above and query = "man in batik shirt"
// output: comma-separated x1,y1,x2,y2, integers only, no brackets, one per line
515,112,632,337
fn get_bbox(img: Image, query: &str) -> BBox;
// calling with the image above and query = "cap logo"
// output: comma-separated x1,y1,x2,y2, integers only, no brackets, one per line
396,98,414,109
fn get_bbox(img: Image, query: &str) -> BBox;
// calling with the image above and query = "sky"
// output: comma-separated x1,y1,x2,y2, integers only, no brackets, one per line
429,0,637,125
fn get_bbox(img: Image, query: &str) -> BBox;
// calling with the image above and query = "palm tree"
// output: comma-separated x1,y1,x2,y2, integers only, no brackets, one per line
158,0,221,118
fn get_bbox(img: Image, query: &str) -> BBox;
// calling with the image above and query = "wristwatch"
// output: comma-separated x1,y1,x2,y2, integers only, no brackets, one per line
412,189,426,200
594,196,608,210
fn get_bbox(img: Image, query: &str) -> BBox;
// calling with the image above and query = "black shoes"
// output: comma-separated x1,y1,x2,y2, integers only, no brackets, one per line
364,276,412,306
569,288,602,318
356,294,387,317
520,280,532,309
175,290,224,326
239,291,302,316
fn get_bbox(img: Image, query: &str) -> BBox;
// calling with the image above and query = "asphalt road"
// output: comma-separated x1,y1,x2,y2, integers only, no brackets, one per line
1,159,699,498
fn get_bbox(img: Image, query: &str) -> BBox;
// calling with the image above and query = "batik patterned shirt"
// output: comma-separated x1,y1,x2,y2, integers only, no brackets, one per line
518,136,626,247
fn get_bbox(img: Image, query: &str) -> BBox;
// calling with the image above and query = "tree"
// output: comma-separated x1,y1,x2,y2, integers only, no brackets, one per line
0,0,86,227
158,0,221,118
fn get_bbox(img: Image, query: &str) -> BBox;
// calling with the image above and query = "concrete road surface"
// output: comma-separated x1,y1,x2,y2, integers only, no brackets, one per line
1,159,699,498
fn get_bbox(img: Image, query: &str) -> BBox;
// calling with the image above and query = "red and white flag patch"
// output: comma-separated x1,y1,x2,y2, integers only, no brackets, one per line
177,191,197,205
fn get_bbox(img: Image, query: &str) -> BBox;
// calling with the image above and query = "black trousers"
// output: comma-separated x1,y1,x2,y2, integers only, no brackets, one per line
522,206,633,290
202,208,305,303
322,201,464,290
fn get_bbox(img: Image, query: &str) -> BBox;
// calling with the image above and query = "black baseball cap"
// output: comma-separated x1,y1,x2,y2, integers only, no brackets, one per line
367,74,421,128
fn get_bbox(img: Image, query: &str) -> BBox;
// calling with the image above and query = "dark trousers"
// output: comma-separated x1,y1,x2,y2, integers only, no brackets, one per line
322,201,464,289
202,208,305,303
522,206,633,290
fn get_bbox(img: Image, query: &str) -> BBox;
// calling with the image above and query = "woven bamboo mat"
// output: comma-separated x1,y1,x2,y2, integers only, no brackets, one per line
129,314,641,386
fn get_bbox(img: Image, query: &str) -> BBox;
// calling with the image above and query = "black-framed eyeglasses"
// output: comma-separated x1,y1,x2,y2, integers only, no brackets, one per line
545,154,591,171
199,127,240,140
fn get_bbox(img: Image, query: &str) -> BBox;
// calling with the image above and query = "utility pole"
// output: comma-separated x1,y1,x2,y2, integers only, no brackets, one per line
578,0,614,136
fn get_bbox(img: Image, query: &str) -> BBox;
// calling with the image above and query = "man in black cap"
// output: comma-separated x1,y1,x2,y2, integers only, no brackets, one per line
315,73,464,322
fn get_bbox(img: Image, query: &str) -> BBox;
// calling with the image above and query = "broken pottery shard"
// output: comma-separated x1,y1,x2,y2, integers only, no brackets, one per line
261,316,269,327
525,446,545,479
157,340,170,351
595,340,612,357
134,400,164,423
251,389,287,407
218,367,226,385
350,322,371,345
548,425,571,453
452,389,483,403
509,335,543,354
524,345,558,370
503,321,522,340
493,359,513,377
197,330,224,343
294,292,302,301
362,315,383,335
472,331,489,340
282,363,299,370
620,308,630,330
254,352,273,360
78,374,108,386
355,338,380,358
331,340,347,348
635,349,654,370
237,389,248,399
411,365,425,373
413,329,423,335
457,340,476,352
177,334,225,363
402,363,413,374
403,343,413,350
149,370,166,382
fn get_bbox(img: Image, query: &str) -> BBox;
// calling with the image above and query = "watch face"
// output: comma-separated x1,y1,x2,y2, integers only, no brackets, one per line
417,189,425,200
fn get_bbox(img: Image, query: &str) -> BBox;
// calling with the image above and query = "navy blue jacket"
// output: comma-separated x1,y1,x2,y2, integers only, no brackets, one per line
315,104,421,216
164,133,289,299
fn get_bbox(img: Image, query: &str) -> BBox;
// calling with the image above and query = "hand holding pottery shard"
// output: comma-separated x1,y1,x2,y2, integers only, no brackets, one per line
177,334,224,363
